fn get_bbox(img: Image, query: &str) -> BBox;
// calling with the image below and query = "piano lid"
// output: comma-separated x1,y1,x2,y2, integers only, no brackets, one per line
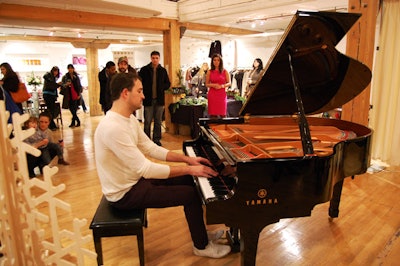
241,10,372,116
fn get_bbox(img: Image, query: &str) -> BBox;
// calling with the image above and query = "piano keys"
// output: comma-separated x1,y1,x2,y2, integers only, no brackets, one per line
186,142,237,203
183,10,372,266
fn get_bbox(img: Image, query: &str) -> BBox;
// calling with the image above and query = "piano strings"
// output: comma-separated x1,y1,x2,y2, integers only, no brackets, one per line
211,124,357,159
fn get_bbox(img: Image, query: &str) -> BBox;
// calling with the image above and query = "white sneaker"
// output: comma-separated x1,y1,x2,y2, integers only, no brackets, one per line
193,241,231,258
207,230,224,241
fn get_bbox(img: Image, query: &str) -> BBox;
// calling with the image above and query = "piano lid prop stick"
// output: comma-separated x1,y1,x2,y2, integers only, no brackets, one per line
287,51,315,156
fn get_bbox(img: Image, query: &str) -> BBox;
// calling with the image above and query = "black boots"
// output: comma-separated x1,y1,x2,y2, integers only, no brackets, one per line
69,118,80,128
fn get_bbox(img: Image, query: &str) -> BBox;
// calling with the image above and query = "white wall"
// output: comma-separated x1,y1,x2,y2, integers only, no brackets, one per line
0,36,347,86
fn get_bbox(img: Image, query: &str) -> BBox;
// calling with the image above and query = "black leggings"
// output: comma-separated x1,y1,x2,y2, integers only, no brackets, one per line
69,99,80,124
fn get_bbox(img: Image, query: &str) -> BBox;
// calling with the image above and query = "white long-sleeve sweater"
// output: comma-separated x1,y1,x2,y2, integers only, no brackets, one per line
94,111,170,202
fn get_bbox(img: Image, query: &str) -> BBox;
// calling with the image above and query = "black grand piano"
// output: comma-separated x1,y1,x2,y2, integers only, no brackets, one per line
183,10,372,266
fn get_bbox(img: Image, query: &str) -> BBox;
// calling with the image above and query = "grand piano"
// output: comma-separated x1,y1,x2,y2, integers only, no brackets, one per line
183,10,372,266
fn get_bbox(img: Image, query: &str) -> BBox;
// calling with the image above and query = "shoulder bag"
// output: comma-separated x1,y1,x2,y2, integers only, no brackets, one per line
10,82,31,103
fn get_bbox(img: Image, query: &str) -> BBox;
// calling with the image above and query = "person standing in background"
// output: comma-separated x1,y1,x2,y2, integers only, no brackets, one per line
0,62,22,112
206,54,231,119
61,64,82,128
139,51,171,146
42,66,62,130
191,62,209,98
117,56,137,74
98,61,116,114
244,58,263,98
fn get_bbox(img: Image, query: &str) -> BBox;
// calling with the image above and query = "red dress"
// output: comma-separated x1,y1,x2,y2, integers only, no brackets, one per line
208,69,227,116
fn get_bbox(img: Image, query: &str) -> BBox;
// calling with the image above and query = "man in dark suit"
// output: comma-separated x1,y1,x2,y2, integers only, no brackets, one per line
98,61,116,114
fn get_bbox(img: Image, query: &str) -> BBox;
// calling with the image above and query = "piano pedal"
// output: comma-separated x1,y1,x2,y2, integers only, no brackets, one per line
226,228,241,253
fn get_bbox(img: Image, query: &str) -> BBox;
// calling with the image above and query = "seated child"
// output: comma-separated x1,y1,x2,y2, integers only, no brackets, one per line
24,116,45,177
36,112,70,166
24,113,69,177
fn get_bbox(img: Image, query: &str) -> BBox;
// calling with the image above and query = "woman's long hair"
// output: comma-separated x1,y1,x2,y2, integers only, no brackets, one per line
51,66,61,79
254,58,263,73
0,62,17,79
210,53,224,73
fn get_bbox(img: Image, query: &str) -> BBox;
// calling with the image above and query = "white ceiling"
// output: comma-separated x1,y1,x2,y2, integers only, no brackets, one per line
0,0,349,43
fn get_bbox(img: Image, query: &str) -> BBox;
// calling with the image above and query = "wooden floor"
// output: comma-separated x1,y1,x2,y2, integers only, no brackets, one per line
42,109,399,266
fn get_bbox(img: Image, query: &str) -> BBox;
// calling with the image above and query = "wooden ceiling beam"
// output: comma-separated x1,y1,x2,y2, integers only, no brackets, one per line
0,35,162,45
0,3,170,32
0,3,261,37
179,21,261,35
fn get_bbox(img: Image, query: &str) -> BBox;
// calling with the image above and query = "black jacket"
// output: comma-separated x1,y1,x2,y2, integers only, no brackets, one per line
98,67,107,107
61,72,82,109
42,72,59,96
139,63,171,106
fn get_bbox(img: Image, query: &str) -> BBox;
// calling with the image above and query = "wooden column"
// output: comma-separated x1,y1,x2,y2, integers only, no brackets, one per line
341,0,379,126
72,42,110,116
163,20,181,133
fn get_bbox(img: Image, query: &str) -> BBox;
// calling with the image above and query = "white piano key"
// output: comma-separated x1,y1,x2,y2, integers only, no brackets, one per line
198,176,215,200
186,146,216,199
186,146,196,157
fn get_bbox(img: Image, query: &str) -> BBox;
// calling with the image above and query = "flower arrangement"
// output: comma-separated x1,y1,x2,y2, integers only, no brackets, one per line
26,71,42,86
227,88,246,103
170,96,208,113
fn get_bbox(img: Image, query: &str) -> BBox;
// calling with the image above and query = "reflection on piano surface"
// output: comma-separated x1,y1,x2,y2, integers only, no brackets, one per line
183,10,372,266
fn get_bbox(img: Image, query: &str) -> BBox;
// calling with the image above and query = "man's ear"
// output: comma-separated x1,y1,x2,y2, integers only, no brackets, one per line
121,88,129,98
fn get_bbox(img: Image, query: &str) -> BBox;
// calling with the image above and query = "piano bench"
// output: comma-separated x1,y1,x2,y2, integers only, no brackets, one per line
89,196,147,266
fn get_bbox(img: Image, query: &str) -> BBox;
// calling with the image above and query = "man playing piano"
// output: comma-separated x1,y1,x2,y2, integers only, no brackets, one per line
94,72,231,259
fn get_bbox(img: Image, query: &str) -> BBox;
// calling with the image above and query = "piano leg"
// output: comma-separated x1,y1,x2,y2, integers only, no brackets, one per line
240,228,262,266
329,179,344,218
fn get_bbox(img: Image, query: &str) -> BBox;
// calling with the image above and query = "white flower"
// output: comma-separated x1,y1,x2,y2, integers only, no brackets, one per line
26,71,42,86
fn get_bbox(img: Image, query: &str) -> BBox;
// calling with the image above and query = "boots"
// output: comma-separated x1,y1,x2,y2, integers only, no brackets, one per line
69,118,80,128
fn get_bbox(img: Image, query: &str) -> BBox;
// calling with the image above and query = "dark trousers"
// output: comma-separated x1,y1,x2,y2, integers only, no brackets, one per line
40,142,62,164
43,94,58,129
26,154,39,177
80,97,87,111
111,175,208,249
144,99,164,142
69,99,80,125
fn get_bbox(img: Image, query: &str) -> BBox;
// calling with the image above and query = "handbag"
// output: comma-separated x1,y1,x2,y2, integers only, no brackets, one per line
10,82,31,103
70,83,79,100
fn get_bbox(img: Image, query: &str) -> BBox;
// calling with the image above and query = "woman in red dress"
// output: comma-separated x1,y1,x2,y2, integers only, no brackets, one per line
206,54,231,119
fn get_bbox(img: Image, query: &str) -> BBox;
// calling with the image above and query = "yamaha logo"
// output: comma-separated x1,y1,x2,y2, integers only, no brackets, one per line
245,188,278,206
258,189,267,198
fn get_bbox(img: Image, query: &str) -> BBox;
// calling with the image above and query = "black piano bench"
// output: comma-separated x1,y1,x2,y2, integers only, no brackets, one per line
89,196,147,266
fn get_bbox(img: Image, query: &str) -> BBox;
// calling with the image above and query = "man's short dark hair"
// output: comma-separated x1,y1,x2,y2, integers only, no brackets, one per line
105,61,115,69
109,72,140,102
151,51,160,57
